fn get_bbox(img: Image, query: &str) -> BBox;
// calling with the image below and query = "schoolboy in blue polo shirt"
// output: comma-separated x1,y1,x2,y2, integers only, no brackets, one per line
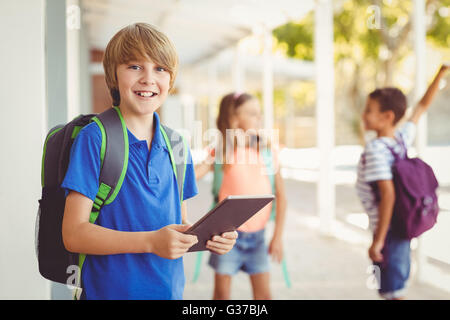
61,23,238,300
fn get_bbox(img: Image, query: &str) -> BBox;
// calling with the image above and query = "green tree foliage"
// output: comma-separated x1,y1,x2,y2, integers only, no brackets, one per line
272,0,450,143
274,0,449,67
427,0,450,47
272,16,314,61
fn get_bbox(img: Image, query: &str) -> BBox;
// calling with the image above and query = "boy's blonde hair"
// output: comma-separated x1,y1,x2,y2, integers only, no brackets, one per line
103,23,178,106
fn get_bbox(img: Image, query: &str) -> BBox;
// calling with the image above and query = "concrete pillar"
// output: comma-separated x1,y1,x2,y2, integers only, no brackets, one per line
208,60,218,130
232,42,245,93
0,0,50,299
413,0,427,284
178,78,196,147
79,3,92,114
46,0,77,300
67,0,81,121
262,26,274,131
46,0,68,127
285,90,295,148
314,0,335,235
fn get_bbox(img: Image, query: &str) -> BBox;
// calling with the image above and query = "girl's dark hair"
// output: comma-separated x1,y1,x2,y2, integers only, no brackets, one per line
216,92,254,162
368,87,407,124
216,92,253,137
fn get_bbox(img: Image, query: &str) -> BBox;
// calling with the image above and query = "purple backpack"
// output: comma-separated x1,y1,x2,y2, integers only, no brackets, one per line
376,138,439,239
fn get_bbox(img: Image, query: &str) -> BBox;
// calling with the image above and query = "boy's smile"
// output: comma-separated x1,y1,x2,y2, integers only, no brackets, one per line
116,58,170,116
134,90,158,98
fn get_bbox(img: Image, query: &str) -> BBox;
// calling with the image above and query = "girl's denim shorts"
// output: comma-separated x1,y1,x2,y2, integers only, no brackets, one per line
208,229,270,275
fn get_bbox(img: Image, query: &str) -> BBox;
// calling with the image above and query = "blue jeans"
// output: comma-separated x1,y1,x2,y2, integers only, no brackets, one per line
208,229,270,275
373,231,411,299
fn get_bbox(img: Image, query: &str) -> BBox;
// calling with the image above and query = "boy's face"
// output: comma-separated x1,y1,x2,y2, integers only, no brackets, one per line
115,57,171,116
362,98,394,132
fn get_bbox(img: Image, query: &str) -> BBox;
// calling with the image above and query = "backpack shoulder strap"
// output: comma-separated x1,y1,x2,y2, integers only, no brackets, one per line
211,162,223,206
90,106,129,211
261,148,276,192
378,136,407,161
75,107,129,296
160,124,187,202
261,148,277,220
76,118,187,289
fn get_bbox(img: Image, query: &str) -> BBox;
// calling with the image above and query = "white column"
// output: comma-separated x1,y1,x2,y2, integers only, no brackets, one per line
45,0,77,300
232,42,245,93
413,0,427,284
315,0,335,235
285,90,295,148
66,0,81,121
262,26,274,131
182,95,196,131
414,0,427,153
179,75,196,146
0,0,50,299
46,0,68,127
79,2,92,114
208,60,218,129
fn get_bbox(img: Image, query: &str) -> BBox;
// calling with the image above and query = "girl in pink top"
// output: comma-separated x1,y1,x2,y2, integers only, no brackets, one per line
195,92,287,300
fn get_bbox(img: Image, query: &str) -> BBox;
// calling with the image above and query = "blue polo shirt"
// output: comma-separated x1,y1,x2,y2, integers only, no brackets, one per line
61,111,198,300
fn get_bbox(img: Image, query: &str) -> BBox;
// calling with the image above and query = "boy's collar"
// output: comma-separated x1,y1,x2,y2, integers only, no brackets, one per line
126,112,166,149
377,132,402,145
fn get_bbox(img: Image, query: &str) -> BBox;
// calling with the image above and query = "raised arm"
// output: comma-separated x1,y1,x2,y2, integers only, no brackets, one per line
409,64,449,124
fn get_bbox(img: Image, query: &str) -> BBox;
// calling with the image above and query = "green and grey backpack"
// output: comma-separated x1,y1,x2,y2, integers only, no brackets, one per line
36,106,188,287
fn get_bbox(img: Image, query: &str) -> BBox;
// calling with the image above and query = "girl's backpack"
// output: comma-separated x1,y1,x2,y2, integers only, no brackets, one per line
211,148,277,219
376,138,439,239
36,106,188,287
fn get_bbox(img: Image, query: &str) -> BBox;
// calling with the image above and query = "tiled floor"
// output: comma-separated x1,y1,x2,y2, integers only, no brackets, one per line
182,177,450,300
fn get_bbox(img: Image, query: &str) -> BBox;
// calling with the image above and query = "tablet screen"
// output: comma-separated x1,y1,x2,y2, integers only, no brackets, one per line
185,195,274,252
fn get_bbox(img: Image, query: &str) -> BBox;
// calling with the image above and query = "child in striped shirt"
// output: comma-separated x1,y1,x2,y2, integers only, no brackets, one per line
356,64,449,299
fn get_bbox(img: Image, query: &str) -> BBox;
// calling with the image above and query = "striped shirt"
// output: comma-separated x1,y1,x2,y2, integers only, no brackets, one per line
356,122,416,231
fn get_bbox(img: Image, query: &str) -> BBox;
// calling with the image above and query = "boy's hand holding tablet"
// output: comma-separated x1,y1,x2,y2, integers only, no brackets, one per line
184,195,274,253
206,231,239,255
